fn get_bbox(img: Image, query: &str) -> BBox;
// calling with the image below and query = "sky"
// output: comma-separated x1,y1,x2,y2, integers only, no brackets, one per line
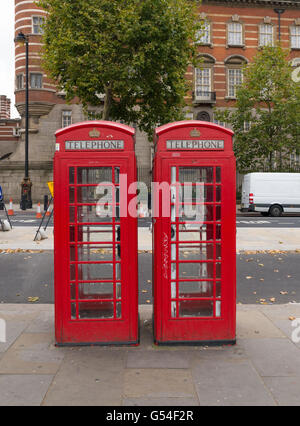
0,0,19,118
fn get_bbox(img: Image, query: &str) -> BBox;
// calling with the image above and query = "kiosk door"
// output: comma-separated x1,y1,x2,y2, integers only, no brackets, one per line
54,122,138,346
153,121,236,345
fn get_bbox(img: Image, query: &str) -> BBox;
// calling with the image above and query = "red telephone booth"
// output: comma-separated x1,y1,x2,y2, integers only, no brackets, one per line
54,121,139,346
152,121,236,345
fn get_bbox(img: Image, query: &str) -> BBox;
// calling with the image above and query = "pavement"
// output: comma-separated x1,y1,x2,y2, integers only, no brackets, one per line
0,303,300,406
0,216,300,406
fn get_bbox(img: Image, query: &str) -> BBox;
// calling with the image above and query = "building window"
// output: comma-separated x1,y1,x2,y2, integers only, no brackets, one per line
244,121,251,132
290,151,300,166
195,68,212,99
198,21,211,45
228,22,243,46
32,16,44,34
30,73,43,89
62,110,72,128
291,25,300,49
259,24,274,47
228,68,243,98
16,74,24,90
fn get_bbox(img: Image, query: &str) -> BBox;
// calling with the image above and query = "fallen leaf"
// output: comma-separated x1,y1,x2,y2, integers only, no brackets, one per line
289,316,296,321
28,297,39,303
269,297,276,303
246,276,253,280
258,263,264,267
274,269,279,273
260,278,265,282
280,291,288,295
142,290,147,293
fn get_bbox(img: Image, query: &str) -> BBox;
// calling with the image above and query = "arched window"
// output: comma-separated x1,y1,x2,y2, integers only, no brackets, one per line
194,55,216,103
225,55,247,99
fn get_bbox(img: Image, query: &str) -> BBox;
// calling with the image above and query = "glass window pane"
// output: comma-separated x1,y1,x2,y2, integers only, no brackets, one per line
179,224,214,241
178,243,215,260
77,225,116,243
78,282,113,300
78,245,117,262
179,262,213,279
78,302,114,319
216,167,221,183
178,281,214,298
77,167,112,184
179,167,213,183
179,300,213,317
78,262,115,281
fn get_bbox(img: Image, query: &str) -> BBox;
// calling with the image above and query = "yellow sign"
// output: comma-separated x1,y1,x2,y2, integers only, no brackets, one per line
48,181,54,197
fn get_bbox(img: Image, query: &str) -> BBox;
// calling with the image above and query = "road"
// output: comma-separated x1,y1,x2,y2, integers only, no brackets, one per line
2,212,300,228
0,251,299,305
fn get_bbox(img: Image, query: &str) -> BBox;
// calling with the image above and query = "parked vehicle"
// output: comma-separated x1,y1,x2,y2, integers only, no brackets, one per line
241,173,300,217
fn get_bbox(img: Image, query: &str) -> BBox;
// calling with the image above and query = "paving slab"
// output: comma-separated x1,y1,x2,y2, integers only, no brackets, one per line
0,332,64,375
240,338,300,377
123,397,199,406
43,349,126,406
126,350,192,369
192,358,276,406
236,309,285,339
263,376,300,406
0,374,54,406
124,369,197,399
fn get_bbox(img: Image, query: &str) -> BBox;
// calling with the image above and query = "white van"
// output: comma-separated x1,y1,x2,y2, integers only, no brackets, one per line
241,173,300,217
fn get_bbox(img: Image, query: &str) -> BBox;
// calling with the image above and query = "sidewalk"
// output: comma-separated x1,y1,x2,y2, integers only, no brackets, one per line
1,226,300,252
0,303,300,406
1,222,300,406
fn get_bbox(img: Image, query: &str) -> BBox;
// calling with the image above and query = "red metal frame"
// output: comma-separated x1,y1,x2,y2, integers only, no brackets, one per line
54,121,138,346
153,121,236,345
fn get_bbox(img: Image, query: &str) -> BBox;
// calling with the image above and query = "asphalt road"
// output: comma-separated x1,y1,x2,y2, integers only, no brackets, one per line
2,213,300,228
0,251,299,305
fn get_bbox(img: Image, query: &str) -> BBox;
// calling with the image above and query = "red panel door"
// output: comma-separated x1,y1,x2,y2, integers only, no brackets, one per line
155,158,236,344
54,157,138,345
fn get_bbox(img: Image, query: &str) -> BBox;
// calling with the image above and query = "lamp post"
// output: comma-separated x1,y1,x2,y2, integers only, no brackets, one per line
274,8,285,42
14,32,32,210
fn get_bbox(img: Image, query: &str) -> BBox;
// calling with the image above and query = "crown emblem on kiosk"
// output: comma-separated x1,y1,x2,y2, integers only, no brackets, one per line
190,128,201,137
89,128,101,138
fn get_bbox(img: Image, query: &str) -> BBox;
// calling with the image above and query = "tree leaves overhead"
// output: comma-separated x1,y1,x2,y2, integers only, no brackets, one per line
215,45,300,171
39,0,202,138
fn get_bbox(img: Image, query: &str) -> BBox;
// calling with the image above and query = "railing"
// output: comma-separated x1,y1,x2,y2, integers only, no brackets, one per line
194,91,216,103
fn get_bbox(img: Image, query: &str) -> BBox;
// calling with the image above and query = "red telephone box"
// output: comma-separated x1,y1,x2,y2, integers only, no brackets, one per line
54,121,139,346
152,121,236,345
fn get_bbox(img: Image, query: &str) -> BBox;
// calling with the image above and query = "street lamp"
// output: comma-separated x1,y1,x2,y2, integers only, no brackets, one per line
14,32,32,210
274,9,285,42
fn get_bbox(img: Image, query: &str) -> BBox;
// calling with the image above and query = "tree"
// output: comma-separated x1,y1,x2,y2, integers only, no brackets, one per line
39,0,202,139
215,45,300,171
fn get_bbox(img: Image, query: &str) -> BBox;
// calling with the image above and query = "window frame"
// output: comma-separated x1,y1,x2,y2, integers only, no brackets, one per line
62,110,72,128
227,21,244,47
32,15,45,35
259,23,274,47
16,73,24,90
30,73,43,89
197,20,212,46
227,67,243,99
290,25,300,50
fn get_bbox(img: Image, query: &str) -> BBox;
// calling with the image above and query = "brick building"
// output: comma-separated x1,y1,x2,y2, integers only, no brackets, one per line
0,95,20,165
0,0,299,201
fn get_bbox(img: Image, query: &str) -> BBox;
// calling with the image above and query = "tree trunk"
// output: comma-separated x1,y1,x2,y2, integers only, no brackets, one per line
102,84,113,121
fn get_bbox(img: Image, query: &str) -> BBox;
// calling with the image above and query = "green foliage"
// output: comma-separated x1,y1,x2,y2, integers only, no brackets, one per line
38,0,202,138
215,45,300,171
